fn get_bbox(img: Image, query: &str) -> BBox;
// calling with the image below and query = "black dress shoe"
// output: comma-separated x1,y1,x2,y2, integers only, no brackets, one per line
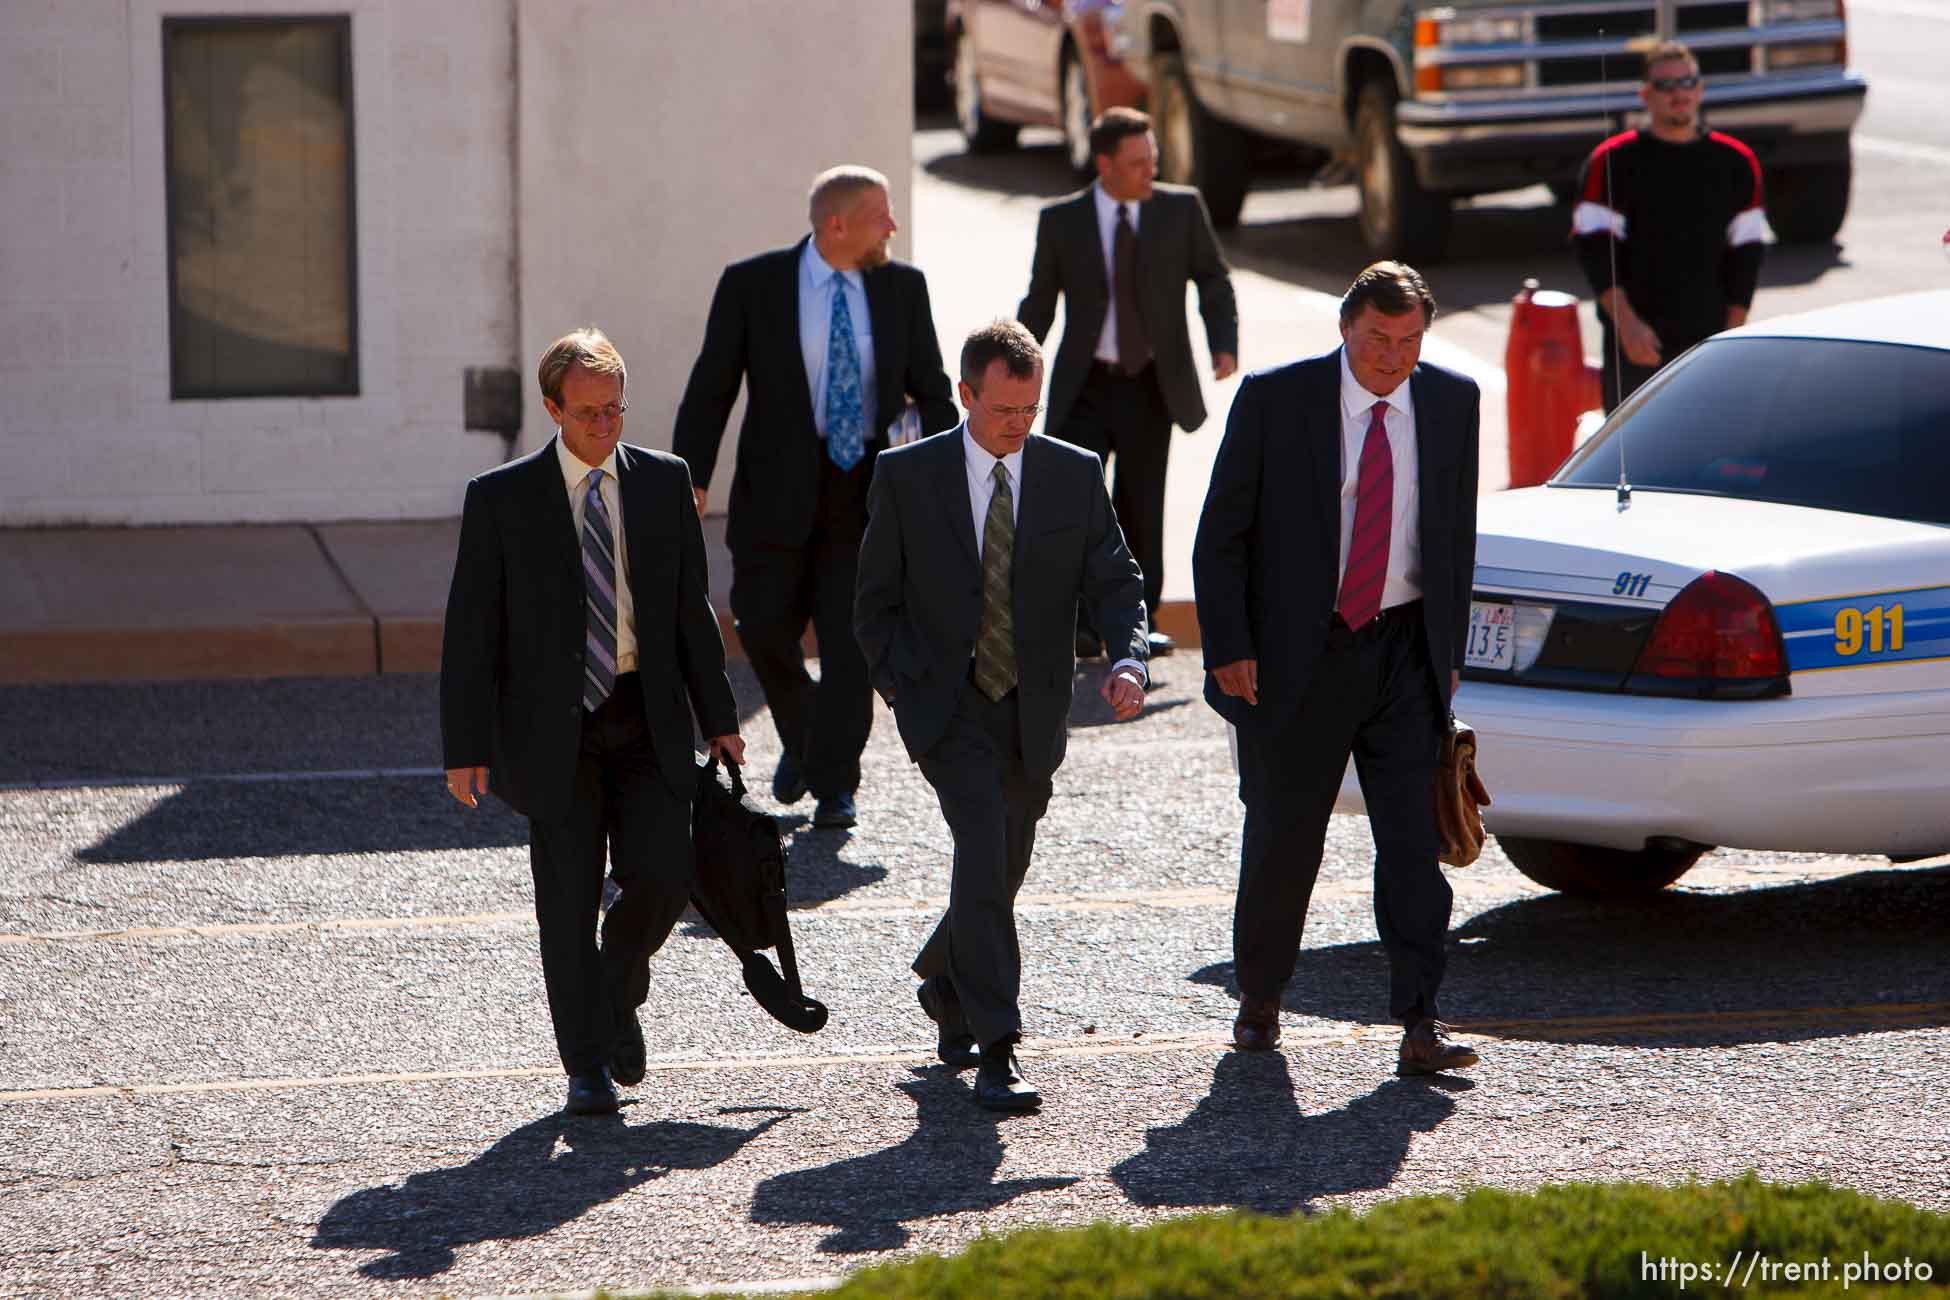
1145,629,1176,656
974,1042,1041,1112
610,1013,646,1087
916,975,979,1068
1398,1018,1480,1075
771,752,809,805
812,791,857,829
565,1067,620,1115
1233,995,1282,1052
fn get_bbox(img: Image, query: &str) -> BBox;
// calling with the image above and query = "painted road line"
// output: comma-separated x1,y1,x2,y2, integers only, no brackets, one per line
6,1005,1943,1104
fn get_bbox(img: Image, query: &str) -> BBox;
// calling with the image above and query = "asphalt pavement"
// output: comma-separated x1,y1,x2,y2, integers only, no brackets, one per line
3,665,1947,1297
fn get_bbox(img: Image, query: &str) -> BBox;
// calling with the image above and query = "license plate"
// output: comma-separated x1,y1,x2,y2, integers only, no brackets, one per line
1465,601,1516,671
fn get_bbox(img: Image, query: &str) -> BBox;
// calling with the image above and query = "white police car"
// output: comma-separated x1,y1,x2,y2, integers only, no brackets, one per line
1354,289,1950,895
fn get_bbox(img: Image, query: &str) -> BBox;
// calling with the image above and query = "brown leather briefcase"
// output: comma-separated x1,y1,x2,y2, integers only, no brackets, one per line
1436,717,1493,868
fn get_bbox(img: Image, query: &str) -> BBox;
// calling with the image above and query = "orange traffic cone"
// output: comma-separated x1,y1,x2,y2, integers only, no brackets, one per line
1505,279,1602,488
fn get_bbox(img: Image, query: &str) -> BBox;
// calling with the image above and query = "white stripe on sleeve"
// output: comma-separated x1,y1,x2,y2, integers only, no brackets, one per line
1727,206,1773,246
1572,201,1626,239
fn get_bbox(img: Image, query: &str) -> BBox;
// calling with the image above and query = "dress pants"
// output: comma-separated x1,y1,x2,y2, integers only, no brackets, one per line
526,674,694,1075
1057,361,1173,625
1232,605,1452,1026
910,679,1055,1049
731,454,875,799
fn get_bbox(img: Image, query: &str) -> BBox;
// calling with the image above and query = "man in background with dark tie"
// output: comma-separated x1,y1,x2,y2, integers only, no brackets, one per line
1193,264,1482,1076
856,319,1148,1113
442,328,745,1116
1017,108,1237,658
674,166,958,831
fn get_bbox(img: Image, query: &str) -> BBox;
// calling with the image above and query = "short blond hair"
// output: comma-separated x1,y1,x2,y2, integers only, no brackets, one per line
808,165,890,228
537,326,626,405
1644,40,1697,79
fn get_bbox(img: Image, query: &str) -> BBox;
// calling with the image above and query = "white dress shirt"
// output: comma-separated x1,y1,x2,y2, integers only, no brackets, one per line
798,238,878,442
960,426,1144,682
556,434,637,674
1090,182,1141,365
1336,349,1422,612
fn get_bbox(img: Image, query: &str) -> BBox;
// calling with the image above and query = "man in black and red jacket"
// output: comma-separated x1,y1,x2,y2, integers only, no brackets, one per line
1573,40,1769,410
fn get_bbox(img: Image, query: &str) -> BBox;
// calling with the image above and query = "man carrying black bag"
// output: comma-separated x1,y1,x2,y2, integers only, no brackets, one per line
692,757,829,1034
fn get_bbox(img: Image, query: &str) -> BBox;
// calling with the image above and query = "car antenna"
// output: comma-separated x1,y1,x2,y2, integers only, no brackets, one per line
1600,31,1632,512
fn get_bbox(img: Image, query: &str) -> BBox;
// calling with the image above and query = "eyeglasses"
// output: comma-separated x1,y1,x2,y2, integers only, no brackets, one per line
1647,73,1700,91
567,401,628,425
981,398,1044,421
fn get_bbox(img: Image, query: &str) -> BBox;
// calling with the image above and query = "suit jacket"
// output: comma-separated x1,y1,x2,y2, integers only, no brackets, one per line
440,440,739,819
854,429,1147,781
1016,183,1238,438
1192,349,1480,736
671,238,959,554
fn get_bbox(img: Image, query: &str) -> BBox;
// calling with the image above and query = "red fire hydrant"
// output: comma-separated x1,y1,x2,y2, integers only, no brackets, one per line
1505,279,1602,488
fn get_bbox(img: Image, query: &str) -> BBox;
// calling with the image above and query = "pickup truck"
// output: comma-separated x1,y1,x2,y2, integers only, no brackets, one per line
1116,0,1866,261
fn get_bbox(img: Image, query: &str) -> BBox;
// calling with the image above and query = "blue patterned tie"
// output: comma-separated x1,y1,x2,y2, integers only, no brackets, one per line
824,278,865,471
580,469,618,711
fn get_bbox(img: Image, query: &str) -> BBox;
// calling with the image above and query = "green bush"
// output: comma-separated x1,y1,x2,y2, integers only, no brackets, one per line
678,1176,1950,1300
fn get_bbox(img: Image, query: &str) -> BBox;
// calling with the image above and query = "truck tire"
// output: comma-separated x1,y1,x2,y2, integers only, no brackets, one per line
1497,835,1706,898
1766,155,1851,244
1151,51,1249,228
955,33,1018,153
1353,82,1452,262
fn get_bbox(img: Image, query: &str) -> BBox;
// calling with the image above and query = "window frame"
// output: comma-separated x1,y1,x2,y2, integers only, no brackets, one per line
161,13,361,400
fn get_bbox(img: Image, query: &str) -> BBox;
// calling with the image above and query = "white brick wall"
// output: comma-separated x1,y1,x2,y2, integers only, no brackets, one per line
0,0,520,524
0,0,912,525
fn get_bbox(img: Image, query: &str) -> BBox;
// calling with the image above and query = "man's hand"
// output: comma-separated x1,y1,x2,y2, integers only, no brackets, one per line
445,765,489,808
707,734,746,766
692,487,708,519
1212,659,1258,705
1450,668,1460,701
1213,351,1238,382
1724,304,1750,330
1602,291,1662,367
1100,664,1146,721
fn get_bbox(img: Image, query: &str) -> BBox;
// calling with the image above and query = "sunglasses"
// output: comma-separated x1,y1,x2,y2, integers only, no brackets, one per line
1648,74,1701,91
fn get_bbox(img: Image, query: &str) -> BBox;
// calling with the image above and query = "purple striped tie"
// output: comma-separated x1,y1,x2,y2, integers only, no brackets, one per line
1337,401,1392,632
580,469,618,711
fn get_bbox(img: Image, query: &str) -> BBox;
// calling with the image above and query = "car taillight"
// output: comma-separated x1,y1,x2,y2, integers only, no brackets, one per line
1626,571,1789,698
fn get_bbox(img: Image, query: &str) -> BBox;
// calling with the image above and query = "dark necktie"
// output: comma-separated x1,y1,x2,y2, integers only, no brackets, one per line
1337,402,1393,631
973,461,1018,701
580,468,618,710
1114,203,1150,375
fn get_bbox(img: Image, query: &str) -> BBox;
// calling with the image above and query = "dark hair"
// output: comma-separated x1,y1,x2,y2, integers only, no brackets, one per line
1089,107,1153,162
960,319,1043,390
1339,261,1437,329
1643,39,1697,80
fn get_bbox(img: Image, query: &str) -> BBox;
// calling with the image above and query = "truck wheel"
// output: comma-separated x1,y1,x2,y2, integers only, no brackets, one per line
1766,155,1851,244
955,33,1018,153
1497,835,1706,897
1061,51,1094,175
1353,82,1451,261
1151,52,1250,228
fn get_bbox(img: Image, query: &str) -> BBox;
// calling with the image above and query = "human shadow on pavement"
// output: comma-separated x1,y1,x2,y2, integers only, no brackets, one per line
1188,862,1950,1047
311,1106,796,1281
748,1068,1077,1252
1111,1053,1463,1214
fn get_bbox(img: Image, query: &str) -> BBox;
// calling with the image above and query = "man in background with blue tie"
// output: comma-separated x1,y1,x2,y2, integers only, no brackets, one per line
675,166,959,831
442,328,745,1116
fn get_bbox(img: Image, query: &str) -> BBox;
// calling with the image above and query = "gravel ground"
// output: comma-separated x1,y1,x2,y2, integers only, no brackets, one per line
3,668,1947,1297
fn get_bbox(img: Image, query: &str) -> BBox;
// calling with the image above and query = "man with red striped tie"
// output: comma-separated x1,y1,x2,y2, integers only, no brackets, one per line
1192,263,1482,1075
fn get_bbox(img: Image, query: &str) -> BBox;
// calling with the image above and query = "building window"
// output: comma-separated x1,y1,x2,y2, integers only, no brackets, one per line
164,17,358,398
